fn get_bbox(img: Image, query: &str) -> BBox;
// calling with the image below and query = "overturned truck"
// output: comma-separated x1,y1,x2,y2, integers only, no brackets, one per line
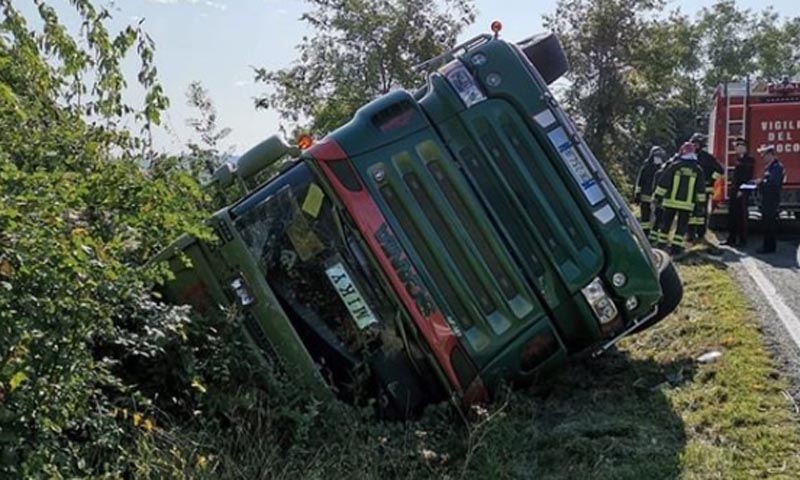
153,29,683,417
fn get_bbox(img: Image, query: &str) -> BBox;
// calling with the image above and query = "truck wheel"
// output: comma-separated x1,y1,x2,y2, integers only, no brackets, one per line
370,350,430,419
517,32,568,85
630,249,683,334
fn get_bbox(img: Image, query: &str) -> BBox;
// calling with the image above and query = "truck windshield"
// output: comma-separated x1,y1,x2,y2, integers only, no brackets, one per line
232,162,386,383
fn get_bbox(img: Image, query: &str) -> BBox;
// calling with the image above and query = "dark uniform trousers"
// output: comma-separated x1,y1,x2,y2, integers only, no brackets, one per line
634,158,661,236
690,151,723,241
726,154,755,245
652,158,706,253
640,198,653,234
656,208,691,250
689,189,713,238
761,197,779,252
727,193,749,245
759,159,785,252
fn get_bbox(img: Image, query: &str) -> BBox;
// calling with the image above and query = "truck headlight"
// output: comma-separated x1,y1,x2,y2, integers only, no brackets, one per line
581,277,619,325
625,296,639,311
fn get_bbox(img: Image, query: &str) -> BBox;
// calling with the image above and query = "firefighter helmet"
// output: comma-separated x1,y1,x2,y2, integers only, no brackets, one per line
689,133,707,145
649,145,665,156
679,142,697,159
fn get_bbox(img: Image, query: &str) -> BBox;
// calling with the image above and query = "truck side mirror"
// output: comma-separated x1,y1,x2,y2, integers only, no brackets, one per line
209,134,301,190
517,32,569,85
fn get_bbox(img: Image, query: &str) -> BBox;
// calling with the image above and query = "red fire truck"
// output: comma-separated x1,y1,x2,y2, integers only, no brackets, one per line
708,77,800,216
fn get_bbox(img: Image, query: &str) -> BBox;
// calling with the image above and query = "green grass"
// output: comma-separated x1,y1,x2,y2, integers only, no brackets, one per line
450,260,800,479
138,261,800,479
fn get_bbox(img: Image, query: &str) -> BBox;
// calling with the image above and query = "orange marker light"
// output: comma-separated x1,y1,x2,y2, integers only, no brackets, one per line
297,134,313,150
490,20,502,36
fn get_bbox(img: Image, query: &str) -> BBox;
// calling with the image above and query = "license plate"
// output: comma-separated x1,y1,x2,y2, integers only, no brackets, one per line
325,262,378,330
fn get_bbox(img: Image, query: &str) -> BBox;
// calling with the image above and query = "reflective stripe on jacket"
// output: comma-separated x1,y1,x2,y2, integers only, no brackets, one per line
653,158,706,212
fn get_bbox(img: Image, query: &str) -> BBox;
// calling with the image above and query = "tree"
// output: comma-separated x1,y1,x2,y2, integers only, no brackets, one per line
544,0,800,187
694,0,758,90
544,0,697,187
695,2,800,86
255,0,475,135
751,12,800,82
0,1,213,475
184,80,232,178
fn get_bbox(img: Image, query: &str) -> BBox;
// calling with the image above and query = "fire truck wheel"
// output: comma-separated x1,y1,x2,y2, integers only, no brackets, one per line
631,249,683,335
517,32,568,85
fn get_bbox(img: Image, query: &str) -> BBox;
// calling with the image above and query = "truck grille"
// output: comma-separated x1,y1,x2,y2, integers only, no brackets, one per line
455,101,603,292
369,138,542,357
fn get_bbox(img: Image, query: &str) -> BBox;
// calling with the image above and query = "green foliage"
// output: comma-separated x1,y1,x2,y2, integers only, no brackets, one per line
545,0,696,190
3,0,800,478
696,2,800,88
254,0,476,135
0,1,225,476
183,81,233,180
547,0,800,190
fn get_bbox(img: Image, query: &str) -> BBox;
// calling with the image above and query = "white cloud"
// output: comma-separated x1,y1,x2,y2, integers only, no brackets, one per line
233,80,250,87
204,1,227,10
146,0,228,10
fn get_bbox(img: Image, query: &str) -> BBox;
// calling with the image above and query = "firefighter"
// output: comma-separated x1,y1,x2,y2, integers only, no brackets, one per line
653,142,706,255
756,145,785,253
688,133,723,243
634,146,667,236
648,152,678,244
722,137,755,247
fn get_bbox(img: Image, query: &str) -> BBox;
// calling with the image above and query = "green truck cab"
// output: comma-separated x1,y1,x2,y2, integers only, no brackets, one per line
154,30,682,416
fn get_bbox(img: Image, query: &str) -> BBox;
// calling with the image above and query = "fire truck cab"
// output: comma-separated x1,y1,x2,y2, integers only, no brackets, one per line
709,77,800,215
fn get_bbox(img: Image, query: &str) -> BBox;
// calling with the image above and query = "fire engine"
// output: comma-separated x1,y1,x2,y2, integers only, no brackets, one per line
708,77,800,215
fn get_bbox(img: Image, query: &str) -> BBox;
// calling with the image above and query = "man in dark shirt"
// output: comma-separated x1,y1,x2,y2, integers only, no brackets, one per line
757,145,785,253
723,137,755,246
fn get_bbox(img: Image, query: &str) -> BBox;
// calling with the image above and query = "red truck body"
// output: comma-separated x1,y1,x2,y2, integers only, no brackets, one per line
708,79,800,211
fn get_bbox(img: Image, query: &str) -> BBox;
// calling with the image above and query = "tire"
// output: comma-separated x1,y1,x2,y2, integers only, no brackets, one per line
517,32,569,85
630,249,683,334
370,350,430,419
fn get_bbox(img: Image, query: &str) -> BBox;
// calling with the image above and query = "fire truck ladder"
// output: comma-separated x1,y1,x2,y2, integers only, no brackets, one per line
723,76,750,200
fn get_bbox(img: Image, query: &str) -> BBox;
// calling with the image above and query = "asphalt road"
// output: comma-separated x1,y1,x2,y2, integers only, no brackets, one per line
716,222,800,403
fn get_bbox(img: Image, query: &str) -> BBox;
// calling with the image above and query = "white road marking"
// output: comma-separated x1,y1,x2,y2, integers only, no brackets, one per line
796,245,800,269
741,256,800,350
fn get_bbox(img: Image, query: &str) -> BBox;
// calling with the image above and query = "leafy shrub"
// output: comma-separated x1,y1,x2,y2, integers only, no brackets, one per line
0,3,427,477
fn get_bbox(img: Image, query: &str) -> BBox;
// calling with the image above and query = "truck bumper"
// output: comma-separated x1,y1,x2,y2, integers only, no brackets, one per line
592,249,683,356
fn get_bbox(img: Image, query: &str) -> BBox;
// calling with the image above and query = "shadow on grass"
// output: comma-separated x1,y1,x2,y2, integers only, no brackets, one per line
462,348,689,480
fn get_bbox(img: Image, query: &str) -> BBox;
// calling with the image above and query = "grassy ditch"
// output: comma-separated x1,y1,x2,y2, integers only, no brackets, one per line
136,260,800,479
445,260,800,479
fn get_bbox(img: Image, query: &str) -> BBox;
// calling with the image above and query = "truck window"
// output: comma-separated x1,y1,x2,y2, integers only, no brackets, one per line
232,162,385,384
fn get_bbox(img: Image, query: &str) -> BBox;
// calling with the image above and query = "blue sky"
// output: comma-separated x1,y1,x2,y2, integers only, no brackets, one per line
26,0,798,154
